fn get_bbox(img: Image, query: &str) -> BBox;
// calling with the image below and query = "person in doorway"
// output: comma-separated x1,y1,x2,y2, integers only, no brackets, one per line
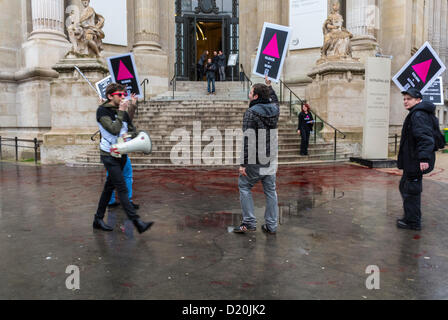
397,88,436,231
217,50,226,81
205,58,217,95
197,50,208,81
297,103,315,156
212,51,219,79
234,75,280,235
93,83,154,234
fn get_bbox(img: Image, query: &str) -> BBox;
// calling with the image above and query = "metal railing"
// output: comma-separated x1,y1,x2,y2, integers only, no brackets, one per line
140,78,149,104
278,80,346,160
389,134,401,155
170,63,178,99
0,136,42,164
239,64,252,98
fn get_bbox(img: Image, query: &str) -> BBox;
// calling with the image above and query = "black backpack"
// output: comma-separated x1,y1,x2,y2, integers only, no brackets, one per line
431,114,446,151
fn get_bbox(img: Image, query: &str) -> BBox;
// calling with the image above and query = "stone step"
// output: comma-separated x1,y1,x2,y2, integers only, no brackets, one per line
67,158,350,169
75,152,352,165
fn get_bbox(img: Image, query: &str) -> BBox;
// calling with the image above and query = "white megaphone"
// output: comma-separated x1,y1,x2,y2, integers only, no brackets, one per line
110,131,152,158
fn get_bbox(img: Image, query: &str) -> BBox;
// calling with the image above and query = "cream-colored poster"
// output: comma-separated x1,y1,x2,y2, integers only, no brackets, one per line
362,57,392,159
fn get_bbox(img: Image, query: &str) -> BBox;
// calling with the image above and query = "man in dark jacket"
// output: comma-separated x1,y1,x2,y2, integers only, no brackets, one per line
397,88,436,231
217,50,226,81
234,75,280,234
94,83,154,234
205,58,217,95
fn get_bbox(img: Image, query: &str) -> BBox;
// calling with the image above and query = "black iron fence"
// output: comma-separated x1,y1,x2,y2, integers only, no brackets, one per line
0,136,42,164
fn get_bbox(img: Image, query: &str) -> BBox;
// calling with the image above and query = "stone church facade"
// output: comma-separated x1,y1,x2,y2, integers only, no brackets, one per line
0,0,447,162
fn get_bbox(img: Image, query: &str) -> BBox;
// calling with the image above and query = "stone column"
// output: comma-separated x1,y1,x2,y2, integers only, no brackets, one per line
257,0,281,35
133,0,161,51
346,0,379,61
29,0,66,41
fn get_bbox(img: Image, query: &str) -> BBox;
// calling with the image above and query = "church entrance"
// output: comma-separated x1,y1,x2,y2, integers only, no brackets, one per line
175,0,239,81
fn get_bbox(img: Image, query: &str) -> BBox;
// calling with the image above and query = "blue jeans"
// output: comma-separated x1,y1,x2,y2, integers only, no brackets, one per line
238,165,278,231
108,156,133,204
207,77,215,93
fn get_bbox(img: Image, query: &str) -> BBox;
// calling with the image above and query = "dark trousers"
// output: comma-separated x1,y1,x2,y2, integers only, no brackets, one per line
95,155,140,221
300,129,310,155
197,64,204,81
399,173,422,226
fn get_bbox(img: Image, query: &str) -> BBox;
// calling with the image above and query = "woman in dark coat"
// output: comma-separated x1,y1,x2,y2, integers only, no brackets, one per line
297,103,314,156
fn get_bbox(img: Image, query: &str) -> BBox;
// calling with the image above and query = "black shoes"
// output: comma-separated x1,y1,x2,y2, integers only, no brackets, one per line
93,218,113,231
133,219,154,234
261,224,276,235
233,224,256,233
396,219,421,231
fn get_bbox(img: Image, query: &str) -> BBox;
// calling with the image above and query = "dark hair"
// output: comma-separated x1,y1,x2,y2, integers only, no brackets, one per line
105,83,126,100
252,83,270,100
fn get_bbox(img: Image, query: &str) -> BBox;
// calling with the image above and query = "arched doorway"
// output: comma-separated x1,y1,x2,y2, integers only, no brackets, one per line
175,0,239,81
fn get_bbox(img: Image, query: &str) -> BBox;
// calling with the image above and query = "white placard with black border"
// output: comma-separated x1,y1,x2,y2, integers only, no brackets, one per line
422,77,444,105
95,76,112,100
253,23,292,82
106,53,143,99
392,41,446,93
228,54,238,67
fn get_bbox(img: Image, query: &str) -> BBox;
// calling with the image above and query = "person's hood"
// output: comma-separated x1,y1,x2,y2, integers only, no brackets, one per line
409,101,436,114
249,103,280,129
101,102,118,109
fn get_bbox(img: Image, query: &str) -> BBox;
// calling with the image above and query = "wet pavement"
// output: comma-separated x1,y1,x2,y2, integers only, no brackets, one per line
0,161,447,300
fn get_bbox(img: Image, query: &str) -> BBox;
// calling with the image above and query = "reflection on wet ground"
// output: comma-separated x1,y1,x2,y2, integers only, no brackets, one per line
0,162,447,299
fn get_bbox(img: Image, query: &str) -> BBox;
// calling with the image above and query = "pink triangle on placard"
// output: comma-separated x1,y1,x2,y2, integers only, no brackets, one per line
412,59,432,83
117,60,134,81
262,34,280,58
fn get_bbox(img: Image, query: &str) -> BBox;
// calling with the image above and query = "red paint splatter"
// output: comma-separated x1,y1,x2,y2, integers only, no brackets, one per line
242,283,255,288
413,235,421,240
120,283,135,288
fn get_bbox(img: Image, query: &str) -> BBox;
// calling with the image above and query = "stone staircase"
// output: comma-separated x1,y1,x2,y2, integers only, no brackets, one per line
68,81,353,168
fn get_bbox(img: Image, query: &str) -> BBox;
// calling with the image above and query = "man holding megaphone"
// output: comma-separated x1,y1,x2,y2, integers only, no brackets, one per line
93,83,154,234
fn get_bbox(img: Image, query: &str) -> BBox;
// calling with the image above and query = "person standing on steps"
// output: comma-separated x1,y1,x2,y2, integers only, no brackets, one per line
297,103,315,156
93,83,154,234
217,50,226,81
197,50,208,81
205,58,217,95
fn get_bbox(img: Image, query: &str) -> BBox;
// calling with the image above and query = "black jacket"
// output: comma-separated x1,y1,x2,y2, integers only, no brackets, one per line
217,54,226,67
206,63,217,79
397,101,436,177
298,112,314,131
241,87,280,167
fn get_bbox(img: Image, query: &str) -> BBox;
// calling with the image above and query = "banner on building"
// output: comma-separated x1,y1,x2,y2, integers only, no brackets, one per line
107,53,143,99
422,77,444,105
253,23,292,82
95,76,112,100
392,42,446,93
289,0,327,50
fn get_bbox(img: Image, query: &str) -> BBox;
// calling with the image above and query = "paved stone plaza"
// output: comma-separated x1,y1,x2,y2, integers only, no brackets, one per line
0,155,447,300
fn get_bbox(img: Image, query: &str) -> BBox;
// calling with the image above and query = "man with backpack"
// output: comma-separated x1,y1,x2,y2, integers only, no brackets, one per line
397,88,445,231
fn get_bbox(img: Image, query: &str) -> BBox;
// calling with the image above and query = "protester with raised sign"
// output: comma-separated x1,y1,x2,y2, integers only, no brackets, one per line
93,83,154,234
234,75,280,235
396,88,436,231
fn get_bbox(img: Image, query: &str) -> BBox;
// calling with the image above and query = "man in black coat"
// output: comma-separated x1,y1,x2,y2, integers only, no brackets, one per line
397,88,436,231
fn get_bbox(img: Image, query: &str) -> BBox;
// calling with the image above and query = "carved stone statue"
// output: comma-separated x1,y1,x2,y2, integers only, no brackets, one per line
67,0,105,58
321,0,353,59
